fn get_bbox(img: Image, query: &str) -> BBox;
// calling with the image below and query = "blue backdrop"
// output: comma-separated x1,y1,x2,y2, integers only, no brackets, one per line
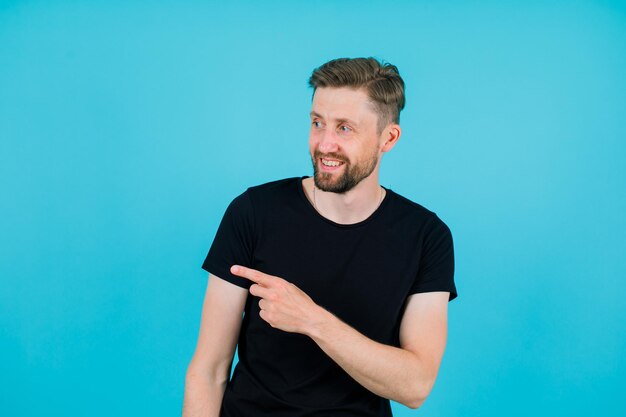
1,1,625,416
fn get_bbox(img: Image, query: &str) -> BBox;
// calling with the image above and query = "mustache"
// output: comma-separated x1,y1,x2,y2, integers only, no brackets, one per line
313,150,348,163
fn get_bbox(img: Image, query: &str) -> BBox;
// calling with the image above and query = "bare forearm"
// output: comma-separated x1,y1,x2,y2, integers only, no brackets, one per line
182,372,227,417
307,309,432,408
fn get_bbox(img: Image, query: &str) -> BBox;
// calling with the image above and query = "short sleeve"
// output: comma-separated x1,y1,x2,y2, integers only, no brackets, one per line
201,191,255,290
409,215,457,301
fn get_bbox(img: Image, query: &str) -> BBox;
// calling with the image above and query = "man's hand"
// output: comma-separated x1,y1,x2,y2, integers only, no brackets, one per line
230,264,448,409
230,265,326,335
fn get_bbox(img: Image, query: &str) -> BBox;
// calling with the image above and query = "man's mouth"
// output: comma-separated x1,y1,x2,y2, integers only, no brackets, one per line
321,158,345,167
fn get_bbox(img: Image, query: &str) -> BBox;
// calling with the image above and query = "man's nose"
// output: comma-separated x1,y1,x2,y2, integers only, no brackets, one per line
318,129,339,153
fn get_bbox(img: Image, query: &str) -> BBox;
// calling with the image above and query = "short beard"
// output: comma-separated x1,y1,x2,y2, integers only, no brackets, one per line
311,149,379,194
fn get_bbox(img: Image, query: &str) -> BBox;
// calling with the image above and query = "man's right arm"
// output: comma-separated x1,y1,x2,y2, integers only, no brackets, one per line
182,274,248,417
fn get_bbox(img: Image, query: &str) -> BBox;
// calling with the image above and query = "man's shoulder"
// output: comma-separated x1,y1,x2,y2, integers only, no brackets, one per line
237,177,303,210
247,177,302,194
385,188,452,233
387,188,437,218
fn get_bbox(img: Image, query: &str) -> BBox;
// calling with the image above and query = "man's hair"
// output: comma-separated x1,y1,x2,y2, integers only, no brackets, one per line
308,57,405,135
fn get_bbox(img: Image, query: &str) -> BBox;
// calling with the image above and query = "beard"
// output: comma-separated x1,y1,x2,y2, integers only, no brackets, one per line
311,148,379,193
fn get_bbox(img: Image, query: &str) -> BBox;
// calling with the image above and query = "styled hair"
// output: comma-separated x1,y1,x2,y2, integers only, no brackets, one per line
308,57,405,134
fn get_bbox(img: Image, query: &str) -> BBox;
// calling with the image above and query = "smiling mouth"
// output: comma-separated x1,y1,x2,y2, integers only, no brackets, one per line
320,158,345,167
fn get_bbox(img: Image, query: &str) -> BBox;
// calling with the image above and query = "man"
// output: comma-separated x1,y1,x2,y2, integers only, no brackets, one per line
183,57,457,417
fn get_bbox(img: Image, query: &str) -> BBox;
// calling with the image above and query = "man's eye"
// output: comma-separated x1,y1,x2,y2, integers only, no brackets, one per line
312,121,322,128
339,125,352,133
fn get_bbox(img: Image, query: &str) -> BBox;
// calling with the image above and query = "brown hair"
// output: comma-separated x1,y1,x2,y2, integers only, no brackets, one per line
308,57,405,134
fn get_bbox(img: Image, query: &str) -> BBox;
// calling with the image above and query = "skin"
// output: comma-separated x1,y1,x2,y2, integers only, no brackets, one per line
183,273,248,417
183,86,450,414
304,86,400,224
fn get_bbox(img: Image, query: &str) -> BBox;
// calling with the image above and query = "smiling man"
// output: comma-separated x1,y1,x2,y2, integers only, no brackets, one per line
183,57,457,417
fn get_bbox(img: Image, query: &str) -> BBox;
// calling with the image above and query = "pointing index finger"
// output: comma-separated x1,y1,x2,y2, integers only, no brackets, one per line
231,265,270,286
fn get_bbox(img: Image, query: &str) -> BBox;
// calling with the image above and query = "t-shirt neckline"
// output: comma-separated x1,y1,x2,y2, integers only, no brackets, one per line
296,176,391,228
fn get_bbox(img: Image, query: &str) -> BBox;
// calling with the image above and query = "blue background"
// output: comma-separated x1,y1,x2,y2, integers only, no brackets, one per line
1,1,625,416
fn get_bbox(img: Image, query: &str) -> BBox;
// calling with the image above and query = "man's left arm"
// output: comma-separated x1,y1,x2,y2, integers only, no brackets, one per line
310,290,448,409
230,265,449,409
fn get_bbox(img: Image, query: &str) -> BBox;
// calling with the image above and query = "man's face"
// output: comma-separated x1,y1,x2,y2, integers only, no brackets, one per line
309,87,384,193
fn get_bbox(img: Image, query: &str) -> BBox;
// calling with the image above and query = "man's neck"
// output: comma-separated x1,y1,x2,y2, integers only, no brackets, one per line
303,174,386,225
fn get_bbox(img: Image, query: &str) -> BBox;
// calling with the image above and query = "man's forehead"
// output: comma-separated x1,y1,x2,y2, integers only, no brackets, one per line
311,87,376,122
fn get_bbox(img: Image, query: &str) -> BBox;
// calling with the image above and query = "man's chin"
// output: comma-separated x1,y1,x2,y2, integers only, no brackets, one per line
314,173,335,191
314,173,350,193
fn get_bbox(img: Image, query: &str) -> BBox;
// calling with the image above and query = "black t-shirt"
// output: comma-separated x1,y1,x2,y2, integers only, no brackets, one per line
201,177,456,417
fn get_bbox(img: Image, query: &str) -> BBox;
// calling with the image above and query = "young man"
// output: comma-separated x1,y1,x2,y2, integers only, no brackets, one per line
183,57,457,417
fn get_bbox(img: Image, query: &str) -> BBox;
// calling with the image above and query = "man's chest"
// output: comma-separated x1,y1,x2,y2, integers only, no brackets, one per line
251,220,422,343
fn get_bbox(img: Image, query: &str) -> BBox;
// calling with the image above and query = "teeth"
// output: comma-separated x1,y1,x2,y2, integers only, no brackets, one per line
322,159,342,167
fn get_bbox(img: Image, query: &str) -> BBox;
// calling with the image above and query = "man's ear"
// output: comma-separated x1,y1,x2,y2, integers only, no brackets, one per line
381,124,401,152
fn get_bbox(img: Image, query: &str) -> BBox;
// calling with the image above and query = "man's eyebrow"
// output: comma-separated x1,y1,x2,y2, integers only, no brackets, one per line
309,111,359,126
